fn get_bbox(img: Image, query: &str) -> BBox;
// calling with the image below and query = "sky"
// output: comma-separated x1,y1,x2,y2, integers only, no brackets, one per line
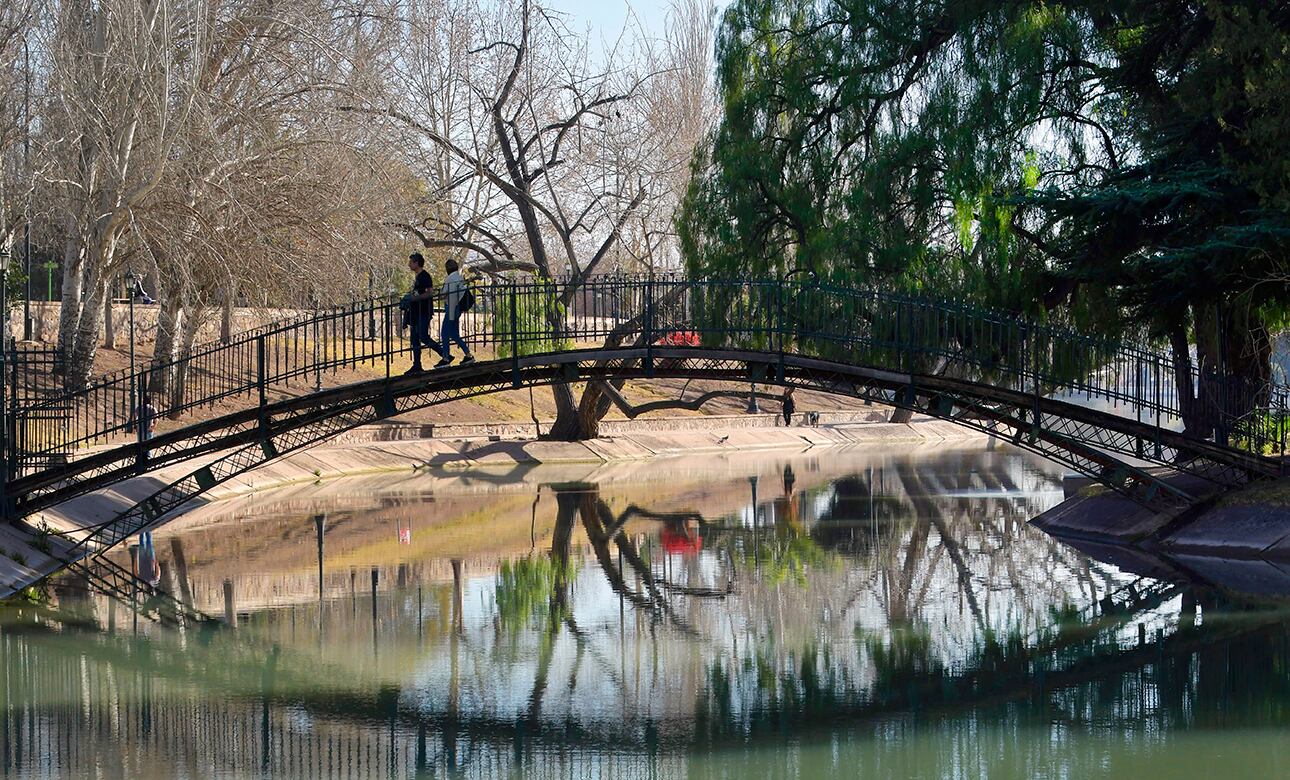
542,0,675,40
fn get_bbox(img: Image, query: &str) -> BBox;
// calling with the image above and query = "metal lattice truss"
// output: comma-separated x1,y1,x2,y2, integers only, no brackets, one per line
6,346,1281,598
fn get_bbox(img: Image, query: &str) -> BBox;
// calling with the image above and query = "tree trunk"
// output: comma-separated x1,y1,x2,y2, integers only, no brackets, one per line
151,298,183,404
1168,313,1206,438
220,280,235,343
1192,303,1224,440
550,377,622,440
55,227,83,366
1222,306,1272,420
167,302,202,415
64,272,107,390
103,286,115,349
545,382,586,440
888,407,914,424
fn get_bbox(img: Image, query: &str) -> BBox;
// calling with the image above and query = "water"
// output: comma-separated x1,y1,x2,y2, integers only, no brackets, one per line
4,443,1290,779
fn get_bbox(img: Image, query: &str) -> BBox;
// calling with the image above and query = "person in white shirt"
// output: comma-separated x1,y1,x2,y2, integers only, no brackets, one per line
437,258,475,367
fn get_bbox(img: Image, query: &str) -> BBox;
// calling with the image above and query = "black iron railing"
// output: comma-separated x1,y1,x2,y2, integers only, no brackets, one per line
3,275,1287,486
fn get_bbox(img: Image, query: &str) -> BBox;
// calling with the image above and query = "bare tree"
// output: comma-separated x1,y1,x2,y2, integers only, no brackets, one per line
0,1,36,263
365,0,714,438
43,0,206,389
127,0,405,405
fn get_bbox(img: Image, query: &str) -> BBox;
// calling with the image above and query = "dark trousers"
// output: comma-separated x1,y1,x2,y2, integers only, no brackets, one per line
782,403,794,426
410,311,441,367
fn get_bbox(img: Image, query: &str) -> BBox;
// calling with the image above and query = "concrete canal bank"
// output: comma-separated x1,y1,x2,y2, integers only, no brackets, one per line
33,415,985,539
1034,470,1290,562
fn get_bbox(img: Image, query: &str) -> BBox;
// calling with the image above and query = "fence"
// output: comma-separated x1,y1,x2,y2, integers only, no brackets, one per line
3,275,1287,482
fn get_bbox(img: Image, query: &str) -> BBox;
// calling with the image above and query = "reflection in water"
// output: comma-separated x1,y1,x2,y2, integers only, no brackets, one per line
4,446,1290,778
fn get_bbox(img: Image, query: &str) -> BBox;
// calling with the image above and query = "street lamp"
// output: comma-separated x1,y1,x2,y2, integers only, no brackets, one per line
1,249,11,519
21,38,32,342
125,271,141,379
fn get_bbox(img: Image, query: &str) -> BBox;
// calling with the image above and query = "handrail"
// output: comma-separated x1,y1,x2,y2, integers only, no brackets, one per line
3,275,1286,481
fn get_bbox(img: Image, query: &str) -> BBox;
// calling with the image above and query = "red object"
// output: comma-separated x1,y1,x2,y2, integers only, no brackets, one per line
398,527,412,545
661,525,702,554
654,330,700,347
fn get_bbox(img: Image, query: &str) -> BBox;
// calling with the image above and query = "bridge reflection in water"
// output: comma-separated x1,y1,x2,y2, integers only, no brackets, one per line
5,275,1287,600
5,447,1290,778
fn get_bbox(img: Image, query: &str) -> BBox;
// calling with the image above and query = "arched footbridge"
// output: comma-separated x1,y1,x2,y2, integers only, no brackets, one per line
1,275,1286,600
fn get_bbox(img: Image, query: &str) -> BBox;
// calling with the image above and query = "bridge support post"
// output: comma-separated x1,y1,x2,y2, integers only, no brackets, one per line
644,276,655,378
256,336,268,434
223,579,237,628
509,284,521,387
135,371,149,474
776,276,786,382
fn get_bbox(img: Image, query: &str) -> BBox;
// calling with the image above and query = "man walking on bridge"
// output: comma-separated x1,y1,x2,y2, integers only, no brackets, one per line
406,253,441,375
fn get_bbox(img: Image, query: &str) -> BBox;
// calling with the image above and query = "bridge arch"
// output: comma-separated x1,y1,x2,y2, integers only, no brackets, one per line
9,345,1279,599
4,274,1285,596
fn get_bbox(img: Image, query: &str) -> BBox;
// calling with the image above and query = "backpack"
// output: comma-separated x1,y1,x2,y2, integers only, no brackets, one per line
459,287,475,313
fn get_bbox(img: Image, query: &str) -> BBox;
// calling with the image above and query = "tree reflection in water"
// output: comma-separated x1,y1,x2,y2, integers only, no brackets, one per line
5,448,1290,778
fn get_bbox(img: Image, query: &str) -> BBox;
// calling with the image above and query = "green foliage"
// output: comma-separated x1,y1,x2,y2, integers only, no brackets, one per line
2,265,25,315
682,0,1289,392
741,531,835,587
680,0,1103,323
32,523,52,556
494,555,565,633
1037,1,1290,328
493,280,572,358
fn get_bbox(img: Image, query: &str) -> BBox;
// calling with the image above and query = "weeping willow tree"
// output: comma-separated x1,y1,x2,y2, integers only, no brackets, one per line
1029,1,1290,437
679,0,1117,419
680,0,1290,430
679,0,1106,311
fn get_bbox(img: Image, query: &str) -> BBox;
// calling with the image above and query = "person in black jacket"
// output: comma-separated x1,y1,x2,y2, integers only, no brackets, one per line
781,387,795,426
406,253,441,374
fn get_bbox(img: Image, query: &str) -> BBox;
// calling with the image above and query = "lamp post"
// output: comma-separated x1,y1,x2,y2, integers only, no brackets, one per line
1,249,10,519
125,271,139,379
22,38,32,342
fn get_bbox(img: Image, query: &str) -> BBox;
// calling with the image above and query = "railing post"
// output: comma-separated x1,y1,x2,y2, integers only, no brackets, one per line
1135,356,1142,425
0,343,8,521
384,300,392,380
1161,355,1171,458
510,283,520,387
256,336,267,428
644,275,655,378
776,274,786,382
135,370,148,473
1031,325,1042,434
312,307,322,393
